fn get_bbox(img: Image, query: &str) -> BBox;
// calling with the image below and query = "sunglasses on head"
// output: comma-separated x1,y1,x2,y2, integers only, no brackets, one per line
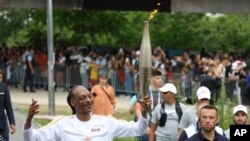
100,76,108,79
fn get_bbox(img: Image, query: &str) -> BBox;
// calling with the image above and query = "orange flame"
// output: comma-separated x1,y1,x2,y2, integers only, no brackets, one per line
148,9,158,21
148,2,161,21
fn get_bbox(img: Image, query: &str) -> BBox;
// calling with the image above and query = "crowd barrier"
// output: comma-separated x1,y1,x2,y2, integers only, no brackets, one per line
4,64,250,105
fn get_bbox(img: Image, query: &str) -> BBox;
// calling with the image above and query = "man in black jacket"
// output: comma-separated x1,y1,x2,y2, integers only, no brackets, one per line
0,70,16,141
186,105,228,141
23,47,36,93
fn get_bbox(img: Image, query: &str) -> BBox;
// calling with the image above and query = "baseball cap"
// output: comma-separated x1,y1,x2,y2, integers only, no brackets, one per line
233,105,248,115
231,62,238,70
159,83,177,94
136,51,140,56
196,86,211,100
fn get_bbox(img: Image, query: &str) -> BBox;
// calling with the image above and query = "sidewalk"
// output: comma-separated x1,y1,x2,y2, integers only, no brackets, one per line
9,107,28,141
10,87,131,108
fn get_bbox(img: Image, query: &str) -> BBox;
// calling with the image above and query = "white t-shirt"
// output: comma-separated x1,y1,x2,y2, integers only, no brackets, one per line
24,114,148,141
151,102,187,141
178,105,197,130
224,129,230,139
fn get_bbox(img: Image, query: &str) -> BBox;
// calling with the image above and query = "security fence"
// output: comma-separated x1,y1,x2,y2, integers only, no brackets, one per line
4,64,250,105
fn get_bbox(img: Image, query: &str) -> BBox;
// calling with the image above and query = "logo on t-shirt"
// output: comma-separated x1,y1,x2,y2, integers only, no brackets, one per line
91,128,101,132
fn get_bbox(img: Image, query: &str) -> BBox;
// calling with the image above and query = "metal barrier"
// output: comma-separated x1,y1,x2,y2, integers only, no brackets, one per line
6,63,250,105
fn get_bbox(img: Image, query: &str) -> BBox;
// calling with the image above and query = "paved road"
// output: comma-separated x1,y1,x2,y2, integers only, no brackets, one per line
10,88,131,108
8,87,131,141
9,107,29,141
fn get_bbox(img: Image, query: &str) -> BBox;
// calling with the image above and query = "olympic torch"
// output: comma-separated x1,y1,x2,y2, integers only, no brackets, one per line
139,21,152,115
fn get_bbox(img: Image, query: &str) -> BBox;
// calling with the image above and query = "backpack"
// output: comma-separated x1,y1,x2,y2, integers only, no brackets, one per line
158,101,183,127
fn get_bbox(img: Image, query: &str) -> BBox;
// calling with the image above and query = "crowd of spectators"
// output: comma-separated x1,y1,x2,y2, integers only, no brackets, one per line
0,45,250,104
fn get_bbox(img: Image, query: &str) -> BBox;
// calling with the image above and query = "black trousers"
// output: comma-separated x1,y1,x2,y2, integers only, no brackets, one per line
0,117,9,141
23,69,34,91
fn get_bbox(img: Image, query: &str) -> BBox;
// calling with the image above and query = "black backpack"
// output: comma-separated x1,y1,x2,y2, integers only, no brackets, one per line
158,101,183,127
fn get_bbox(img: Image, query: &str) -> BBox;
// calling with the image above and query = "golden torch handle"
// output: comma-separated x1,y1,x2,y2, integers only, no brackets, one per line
139,21,152,115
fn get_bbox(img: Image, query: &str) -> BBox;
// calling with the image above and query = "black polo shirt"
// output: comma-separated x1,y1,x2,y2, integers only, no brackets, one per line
186,130,229,141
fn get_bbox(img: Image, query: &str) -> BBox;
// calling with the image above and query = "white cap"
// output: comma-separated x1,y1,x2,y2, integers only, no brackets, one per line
231,62,238,70
196,86,211,100
159,83,177,94
136,51,140,56
233,105,248,115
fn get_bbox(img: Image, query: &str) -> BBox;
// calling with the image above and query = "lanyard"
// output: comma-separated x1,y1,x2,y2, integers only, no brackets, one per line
149,86,161,110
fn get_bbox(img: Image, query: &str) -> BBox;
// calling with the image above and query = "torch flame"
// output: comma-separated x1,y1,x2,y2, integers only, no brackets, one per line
148,9,158,21
148,2,161,21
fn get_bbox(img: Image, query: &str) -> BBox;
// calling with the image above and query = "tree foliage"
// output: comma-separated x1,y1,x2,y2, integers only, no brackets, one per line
1,8,250,52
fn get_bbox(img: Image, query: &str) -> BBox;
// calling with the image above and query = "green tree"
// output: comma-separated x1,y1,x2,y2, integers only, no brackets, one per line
3,8,250,52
